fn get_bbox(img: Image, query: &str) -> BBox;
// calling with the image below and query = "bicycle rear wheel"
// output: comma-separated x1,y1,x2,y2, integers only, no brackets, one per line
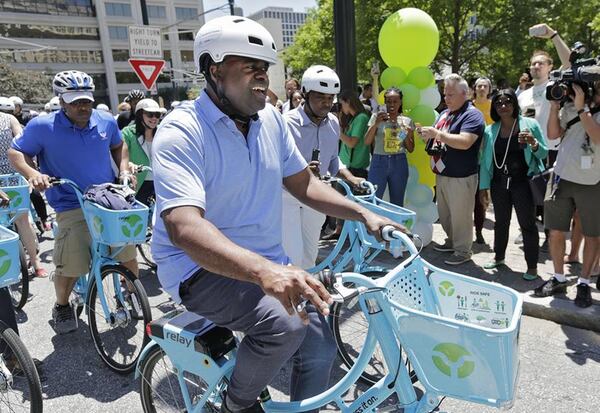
139,345,227,413
330,270,417,385
0,323,43,412
10,241,29,310
87,264,152,374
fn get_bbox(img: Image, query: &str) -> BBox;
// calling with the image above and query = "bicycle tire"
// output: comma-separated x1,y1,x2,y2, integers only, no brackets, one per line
137,235,156,270
0,323,43,412
140,345,226,413
10,241,29,310
87,264,152,374
330,270,417,386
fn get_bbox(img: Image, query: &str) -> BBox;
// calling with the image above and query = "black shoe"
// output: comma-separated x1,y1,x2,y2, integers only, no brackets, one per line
574,283,592,308
220,396,264,413
52,303,78,334
534,278,567,297
540,240,549,253
475,231,485,244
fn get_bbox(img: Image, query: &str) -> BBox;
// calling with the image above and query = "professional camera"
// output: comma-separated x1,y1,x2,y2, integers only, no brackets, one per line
425,139,447,156
546,42,600,101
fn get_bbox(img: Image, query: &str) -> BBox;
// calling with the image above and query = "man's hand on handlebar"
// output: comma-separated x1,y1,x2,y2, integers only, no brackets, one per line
119,170,137,189
363,210,408,242
258,263,333,325
27,171,52,192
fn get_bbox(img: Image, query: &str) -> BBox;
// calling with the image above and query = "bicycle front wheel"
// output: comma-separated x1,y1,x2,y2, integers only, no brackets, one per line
88,264,152,374
330,270,417,385
137,236,156,270
10,241,29,310
140,345,227,413
0,324,43,412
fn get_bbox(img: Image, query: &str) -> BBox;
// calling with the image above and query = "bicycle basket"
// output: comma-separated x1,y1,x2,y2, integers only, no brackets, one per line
0,174,30,216
384,259,521,408
355,197,416,249
83,200,149,246
0,226,22,289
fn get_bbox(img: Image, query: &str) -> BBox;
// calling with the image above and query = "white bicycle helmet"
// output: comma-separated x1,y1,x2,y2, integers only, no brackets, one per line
48,96,61,112
52,70,95,95
0,97,15,112
44,103,50,111
9,96,23,107
96,103,110,112
301,65,340,95
194,15,278,73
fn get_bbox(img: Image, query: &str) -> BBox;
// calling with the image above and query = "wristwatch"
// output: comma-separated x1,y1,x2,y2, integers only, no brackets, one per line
578,106,590,116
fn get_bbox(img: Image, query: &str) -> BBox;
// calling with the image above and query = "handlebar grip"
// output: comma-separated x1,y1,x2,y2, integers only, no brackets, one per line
381,225,419,255
48,177,62,186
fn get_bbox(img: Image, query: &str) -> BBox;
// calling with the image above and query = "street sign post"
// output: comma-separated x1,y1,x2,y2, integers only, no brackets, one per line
128,25,164,90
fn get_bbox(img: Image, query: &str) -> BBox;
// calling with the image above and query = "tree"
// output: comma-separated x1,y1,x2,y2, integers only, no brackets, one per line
0,64,53,104
283,0,600,87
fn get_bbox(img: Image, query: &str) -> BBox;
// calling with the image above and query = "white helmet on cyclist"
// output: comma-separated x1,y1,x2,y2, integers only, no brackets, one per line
9,96,23,107
48,96,61,112
0,97,15,113
194,15,278,74
52,70,95,103
44,103,50,112
301,65,340,95
96,103,110,112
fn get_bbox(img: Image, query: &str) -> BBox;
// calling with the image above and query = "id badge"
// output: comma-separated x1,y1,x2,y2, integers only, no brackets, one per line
581,155,593,170
383,128,401,153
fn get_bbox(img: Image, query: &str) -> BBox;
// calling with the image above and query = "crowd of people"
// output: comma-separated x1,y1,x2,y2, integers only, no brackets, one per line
0,14,597,413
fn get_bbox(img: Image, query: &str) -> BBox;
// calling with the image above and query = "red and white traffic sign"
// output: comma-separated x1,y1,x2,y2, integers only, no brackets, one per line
128,59,165,90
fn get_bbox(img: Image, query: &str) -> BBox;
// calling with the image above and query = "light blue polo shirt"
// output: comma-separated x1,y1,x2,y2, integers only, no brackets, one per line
283,105,340,176
11,109,122,212
151,91,307,302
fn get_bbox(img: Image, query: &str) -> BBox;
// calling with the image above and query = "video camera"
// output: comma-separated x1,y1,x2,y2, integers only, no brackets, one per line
546,42,600,101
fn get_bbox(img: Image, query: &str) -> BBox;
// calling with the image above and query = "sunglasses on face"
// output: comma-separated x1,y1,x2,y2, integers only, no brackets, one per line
144,111,161,118
495,99,513,106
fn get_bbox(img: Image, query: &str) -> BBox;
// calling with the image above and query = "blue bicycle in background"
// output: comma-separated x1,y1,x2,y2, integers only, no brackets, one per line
136,226,522,412
50,177,153,374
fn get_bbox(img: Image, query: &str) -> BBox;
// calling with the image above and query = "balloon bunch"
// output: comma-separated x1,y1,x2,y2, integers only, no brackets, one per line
377,8,442,245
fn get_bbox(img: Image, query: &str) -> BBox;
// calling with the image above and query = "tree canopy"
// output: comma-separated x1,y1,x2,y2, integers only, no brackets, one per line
0,64,53,104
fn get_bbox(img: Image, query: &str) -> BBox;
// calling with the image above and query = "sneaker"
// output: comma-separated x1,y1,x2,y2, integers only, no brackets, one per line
483,259,505,269
220,396,264,413
52,303,78,334
433,242,454,252
540,239,549,253
444,253,472,266
574,283,592,308
514,232,523,245
534,278,567,297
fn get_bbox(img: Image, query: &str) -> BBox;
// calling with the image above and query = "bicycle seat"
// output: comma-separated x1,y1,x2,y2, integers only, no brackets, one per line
148,310,236,360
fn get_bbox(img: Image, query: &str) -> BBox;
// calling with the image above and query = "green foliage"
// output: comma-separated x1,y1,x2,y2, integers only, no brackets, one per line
283,0,600,87
0,64,53,104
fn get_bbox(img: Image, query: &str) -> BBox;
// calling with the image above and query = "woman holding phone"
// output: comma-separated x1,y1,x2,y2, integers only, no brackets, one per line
364,87,414,206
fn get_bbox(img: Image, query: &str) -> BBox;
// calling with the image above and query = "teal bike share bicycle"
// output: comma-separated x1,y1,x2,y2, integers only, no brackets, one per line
136,226,522,412
50,177,152,373
0,173,35,310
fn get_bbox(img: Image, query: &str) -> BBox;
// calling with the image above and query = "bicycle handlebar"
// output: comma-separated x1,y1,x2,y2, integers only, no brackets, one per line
381,225,419,255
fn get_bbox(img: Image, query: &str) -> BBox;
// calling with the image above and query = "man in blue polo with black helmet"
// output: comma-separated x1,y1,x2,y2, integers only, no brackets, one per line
151,15,406,413
8,70,139,335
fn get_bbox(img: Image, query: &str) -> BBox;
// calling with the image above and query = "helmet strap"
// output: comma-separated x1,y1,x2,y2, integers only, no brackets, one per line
303,93,326,124
206,66,258,125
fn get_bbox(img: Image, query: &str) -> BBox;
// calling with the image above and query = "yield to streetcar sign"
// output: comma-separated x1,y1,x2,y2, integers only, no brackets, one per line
128,59,166,90
128,25,162,59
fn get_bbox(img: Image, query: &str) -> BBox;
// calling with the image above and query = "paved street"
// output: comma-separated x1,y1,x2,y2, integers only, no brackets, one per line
15,209,600,412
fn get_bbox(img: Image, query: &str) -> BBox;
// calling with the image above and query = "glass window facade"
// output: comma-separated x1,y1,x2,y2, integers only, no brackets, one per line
0,48,103,64
180,50,193,62
0,0,95,17
175,7,197,20
105,2,132,17
112,49,129,62
147,5,166,19
108,26,128,40
178,30,194,41
0,23,100,40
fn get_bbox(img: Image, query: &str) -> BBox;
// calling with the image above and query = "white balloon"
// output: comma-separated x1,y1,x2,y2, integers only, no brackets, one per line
412,221,433,246
419,202,439,223
419,87,441,108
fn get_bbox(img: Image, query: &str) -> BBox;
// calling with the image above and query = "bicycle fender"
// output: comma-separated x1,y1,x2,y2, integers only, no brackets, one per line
135,340,160,379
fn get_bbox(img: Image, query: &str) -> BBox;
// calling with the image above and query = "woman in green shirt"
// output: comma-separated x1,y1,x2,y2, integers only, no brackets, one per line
121,98,164,206
338,91,371,177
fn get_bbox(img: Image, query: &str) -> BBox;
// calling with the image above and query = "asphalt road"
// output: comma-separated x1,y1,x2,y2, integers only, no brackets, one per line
14,230,600,412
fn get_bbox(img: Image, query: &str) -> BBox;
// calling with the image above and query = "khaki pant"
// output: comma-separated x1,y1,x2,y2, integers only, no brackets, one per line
53,208,137,277
436,173,479,257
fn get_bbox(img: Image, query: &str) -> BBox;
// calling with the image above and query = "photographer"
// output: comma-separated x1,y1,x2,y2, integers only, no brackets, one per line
535,82,600,308
420,74,485,265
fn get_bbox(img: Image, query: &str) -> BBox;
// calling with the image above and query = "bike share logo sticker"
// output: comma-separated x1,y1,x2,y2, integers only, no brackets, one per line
92,216,104,235
5,190,22,208
404,218,413,229
121,215,143,238
438,280,455,297
0,249,11,277
432,343,475,378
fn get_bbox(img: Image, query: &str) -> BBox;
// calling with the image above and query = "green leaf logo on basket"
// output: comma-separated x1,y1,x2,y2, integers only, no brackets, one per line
0,249,11,278
438,280,455,297
5,190,22,208
121,215,143,238
404,218,413,229
432,343,475,379
92,216,104,235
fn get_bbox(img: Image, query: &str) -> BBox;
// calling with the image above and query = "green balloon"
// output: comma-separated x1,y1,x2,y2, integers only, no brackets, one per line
409,105,437,126
378,8,439,73
399,84,420,110
407,67,435,89
380,67,407,89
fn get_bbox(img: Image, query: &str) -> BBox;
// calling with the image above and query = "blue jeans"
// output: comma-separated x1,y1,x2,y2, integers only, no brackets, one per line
368,153,409,206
